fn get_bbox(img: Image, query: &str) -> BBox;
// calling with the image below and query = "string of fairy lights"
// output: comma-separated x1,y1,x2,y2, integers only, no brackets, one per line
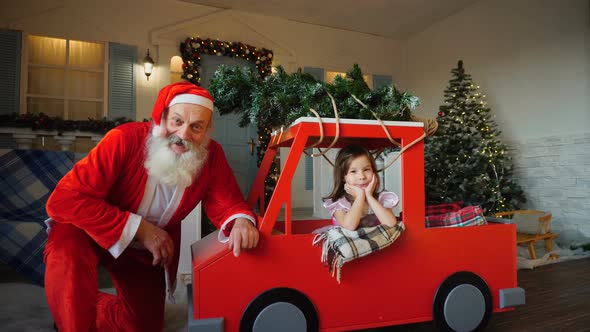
179,37,273,86
436,82,507,212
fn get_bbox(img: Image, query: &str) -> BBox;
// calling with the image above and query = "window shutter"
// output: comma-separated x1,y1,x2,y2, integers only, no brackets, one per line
109,43,136,120
373,74,393,90
303,67,324,82
302,67,324,190
0,29,21,116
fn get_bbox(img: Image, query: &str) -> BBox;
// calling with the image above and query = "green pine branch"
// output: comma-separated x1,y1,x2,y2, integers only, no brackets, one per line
208,63,420,129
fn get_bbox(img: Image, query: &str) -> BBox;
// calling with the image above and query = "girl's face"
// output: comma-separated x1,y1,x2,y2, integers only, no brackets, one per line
344,155,374,190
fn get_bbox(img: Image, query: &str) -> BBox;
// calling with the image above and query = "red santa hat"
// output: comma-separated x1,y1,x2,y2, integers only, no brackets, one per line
151,82,214,137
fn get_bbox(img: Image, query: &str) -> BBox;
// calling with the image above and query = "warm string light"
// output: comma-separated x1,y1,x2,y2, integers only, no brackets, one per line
180,36,273,86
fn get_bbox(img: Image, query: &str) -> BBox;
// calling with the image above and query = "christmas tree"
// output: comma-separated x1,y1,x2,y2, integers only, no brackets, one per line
424,60,526,214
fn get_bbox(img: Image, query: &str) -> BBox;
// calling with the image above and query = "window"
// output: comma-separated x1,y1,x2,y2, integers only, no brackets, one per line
326,71,372,89
170,56,185,84
26,35,105,120
372,74,393,90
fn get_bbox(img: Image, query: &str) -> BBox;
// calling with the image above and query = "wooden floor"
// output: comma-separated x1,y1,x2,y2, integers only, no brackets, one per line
2,258,589,331
363,257,590,332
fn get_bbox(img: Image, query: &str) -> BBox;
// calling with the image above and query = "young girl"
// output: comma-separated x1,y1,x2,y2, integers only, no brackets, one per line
323,145,399,230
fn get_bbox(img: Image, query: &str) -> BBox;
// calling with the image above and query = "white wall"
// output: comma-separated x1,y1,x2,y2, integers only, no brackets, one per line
403,0,589,141
403,0,590,244
511,134,590,245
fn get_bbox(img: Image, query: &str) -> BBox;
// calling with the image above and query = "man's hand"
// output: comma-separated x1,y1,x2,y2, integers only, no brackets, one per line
228,218,259,257
135,220,174,268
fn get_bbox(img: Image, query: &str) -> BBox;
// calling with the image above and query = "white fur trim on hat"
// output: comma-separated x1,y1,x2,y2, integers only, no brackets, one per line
152,125,165,137
168,94,214,111
152,112,168,137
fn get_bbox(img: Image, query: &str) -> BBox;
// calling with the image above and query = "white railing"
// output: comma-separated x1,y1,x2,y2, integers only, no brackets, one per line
0,127,104,151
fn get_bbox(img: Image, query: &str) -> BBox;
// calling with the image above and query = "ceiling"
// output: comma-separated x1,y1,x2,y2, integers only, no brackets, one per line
180,0,479,40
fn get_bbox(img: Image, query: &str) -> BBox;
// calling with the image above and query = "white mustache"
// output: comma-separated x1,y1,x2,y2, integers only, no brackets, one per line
168,135,193,150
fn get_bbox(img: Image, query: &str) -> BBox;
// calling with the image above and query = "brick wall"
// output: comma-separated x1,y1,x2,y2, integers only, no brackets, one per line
511,132,590,245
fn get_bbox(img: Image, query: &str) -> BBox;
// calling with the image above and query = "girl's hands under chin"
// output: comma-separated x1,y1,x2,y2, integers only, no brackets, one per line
364,174,377,197
344,183,364,200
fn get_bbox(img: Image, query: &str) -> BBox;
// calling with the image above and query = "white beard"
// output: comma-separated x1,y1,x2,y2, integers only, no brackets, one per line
144,134,209,187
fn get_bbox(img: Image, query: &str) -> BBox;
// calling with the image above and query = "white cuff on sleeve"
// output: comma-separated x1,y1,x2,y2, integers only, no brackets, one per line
217,213,256,243
108,213,142,258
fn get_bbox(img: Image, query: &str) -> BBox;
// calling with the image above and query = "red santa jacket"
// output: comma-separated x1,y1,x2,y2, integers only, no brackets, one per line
46,121,255,280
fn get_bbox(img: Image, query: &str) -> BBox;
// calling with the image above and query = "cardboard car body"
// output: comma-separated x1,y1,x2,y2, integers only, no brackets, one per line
188,118,524,332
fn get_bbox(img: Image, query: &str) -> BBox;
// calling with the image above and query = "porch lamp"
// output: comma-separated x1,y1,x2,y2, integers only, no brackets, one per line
143,48,155,80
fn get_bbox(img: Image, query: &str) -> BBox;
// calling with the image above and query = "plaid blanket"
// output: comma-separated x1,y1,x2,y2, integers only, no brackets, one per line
424,205,487,228
0,149,75,285
313,222,405,283
0,221,47,285
0,149,75,223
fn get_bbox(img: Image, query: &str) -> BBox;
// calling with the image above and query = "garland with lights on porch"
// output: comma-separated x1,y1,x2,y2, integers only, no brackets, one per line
179,36,274,86
0,112,135,134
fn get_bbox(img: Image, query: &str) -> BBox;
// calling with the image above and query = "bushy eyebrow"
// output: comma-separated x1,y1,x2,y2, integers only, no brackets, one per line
171,112,185,120
190,120,207,126
170,113,207,126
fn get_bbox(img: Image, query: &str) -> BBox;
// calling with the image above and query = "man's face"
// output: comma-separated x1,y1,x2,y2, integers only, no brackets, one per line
165,103,212,155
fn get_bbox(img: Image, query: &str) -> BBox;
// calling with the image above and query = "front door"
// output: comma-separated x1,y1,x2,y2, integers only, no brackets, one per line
200,55,259,234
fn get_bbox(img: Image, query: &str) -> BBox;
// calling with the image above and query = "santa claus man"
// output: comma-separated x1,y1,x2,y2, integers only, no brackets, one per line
44,82,259,331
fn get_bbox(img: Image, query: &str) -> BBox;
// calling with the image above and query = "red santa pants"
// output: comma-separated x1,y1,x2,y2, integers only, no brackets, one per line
44,223,166,332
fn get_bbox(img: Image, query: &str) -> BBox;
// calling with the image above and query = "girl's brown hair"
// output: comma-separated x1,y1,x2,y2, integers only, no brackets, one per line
324,145,380,202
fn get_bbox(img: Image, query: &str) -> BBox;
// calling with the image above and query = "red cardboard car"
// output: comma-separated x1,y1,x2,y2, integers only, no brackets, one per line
188,118,524,331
